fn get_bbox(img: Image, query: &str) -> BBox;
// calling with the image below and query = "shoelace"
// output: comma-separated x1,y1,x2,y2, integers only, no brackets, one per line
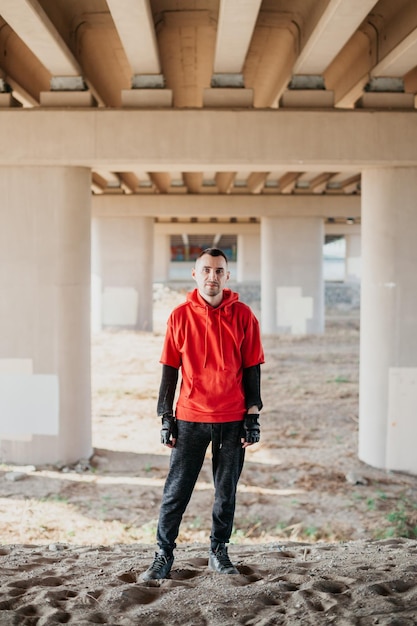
214,549,234,568
151,553,170,572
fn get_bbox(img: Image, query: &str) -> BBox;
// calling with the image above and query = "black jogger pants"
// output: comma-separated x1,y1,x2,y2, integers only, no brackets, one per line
156,420,245,553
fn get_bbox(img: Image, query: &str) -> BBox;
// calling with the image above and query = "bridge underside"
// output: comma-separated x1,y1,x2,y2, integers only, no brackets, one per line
0,0,416,474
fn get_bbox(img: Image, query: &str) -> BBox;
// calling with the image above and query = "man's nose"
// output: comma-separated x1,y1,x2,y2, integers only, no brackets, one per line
207,269,217,280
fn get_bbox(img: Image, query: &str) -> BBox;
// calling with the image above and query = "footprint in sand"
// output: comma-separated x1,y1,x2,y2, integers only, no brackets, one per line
296,588,345,613
43,588,79,603
228,564,266,586
117,570,137,583
120,584,162,605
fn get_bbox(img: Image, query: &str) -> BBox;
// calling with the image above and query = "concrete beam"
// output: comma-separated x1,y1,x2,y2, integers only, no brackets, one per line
155,221,360,237
0,0,80,76
106,0,160,75
1,110,417,170
372,27,417,77
92,193,360,218
325,223,361,236
214,0,262,73
294,0,377,75
155,222,260,236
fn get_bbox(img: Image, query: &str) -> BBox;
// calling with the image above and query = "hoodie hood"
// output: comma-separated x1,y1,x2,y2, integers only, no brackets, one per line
186,288,239,311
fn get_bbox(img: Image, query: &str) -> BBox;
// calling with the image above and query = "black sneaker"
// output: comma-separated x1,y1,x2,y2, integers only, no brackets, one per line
141,550,174,581
208,544,239,575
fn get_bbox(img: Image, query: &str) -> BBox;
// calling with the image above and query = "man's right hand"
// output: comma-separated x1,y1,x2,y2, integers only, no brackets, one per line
160,413,178,447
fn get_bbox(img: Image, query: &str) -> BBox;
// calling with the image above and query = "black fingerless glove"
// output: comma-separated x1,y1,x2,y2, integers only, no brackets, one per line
242,414,260,444
160,413,178,445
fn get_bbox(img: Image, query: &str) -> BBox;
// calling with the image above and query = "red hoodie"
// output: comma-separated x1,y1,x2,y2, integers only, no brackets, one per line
160,288,264,423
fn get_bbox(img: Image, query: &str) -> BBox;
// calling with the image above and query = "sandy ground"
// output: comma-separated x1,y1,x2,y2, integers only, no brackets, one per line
1,285,417,625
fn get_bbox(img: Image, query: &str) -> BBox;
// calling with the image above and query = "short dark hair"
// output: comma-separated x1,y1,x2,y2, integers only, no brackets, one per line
197,248,228,264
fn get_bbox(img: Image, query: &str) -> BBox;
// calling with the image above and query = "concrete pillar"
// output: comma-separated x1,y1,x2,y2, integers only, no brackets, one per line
91,217,102,334
345,234,361,283
153,232,171,282
237,232,260,282
359,168,417,474
0,167,92,465
98,216,154,331
261,217,324,334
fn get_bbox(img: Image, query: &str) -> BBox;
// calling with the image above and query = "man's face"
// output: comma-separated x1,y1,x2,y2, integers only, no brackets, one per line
192,253,230,303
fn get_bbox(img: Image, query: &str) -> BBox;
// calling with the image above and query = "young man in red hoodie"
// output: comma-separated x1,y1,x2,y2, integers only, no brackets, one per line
142,248,264,580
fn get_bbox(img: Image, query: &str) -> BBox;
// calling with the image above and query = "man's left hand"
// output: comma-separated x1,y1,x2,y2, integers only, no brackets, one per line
241,414,260,447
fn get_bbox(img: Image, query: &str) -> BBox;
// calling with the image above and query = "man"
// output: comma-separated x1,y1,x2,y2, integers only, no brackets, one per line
142,248,264,581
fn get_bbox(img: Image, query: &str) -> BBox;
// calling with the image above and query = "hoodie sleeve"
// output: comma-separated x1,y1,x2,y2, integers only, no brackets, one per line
241,308,265,368
160,315,182,369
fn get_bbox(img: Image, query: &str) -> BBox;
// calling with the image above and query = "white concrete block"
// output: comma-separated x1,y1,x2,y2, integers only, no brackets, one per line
0,374,59,436
276,286,313,334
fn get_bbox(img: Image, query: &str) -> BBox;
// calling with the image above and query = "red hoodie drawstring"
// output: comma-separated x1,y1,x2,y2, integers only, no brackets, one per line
203,308,208,368
217,309,225,370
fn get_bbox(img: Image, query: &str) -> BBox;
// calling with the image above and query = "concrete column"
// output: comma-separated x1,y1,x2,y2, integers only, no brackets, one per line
98,216,154,331
91,217,102,334
261,217,324,334
153,232,171,282
345,234,361,283
237,232,260,282
359,168,417,474
0,167,92,465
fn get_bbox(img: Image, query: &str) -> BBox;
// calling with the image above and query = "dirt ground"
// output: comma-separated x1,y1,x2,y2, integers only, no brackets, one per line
1,285,417,625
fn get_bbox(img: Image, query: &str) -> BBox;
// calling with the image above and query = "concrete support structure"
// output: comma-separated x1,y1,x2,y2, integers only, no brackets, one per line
0,106,414,473
154,232,171,282
91,217,102,334
261,217,324,334
237,232,260,283
345,234,362,283
0,167,92,465
2,110,416,172
359,168,417,474
95,216,154,331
